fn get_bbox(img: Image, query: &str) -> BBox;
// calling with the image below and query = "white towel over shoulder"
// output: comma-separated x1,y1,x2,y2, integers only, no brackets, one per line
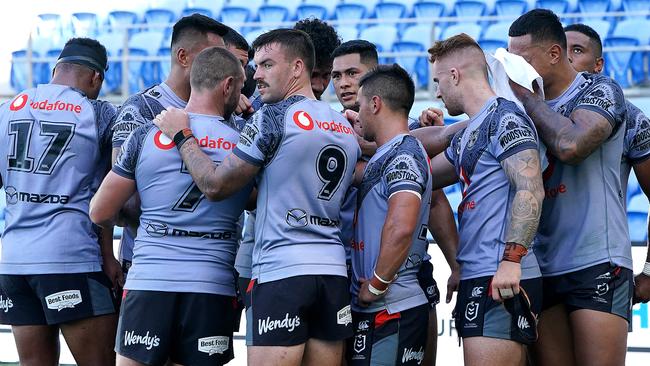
485,48,544,111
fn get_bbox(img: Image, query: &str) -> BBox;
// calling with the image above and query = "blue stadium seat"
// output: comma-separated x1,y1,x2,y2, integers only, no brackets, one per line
148,0,186,17
257,5,290,26
229,0,265,18
442,23,483,40
535,0,569,15
296,5,328,20
622,0,650,19
479,39,507,53
374,2,409,34
481,21,511,42
35,13,64,39
413,2,446,32
219,7,251,33
245,28,268,45
336,26,360,42
360,25,399,60
335,4,367,29
71,12,99,37
186,0,226,16
628,173,641,201
97,31,125,93
143,9,175,31
266,0,303,16
345,0,382,16
581,19,612,39
401,24,436,50
154,47,171,86
578,0,610,20
108,10,140,36
129,30,165,56
612,19,649,85
603,37,639,88
119,47,148,94
494,0,528,16
453,1,487,18
303,0,339,16
392,42,429,88
628,194,649,242
41,49,63,84
10,50,39,92
181,8,212,18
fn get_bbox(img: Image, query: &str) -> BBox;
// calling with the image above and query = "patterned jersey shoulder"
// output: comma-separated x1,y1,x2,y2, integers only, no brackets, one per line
89,99,117,150
113,122,157,179
112,86,166,148
624,100,650,164
382,135,430,197
569,73,626,129
487,98,538,161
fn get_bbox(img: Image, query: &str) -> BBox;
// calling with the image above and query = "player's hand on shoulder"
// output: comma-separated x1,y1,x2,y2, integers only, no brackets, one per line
491,261,521,302
634,273,650,304
419,107,444,127
153,107,189,138
508,79,543,104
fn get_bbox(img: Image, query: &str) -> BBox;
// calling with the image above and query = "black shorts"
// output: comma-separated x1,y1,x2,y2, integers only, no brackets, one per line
453,276,542,345
246,275,353,346
233,275,250,332
347,304,429,365
542,262,633,322
417,260,440,308
0,272,117,326
116,290,236,366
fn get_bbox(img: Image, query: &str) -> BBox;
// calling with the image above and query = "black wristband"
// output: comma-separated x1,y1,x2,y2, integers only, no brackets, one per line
173,128,194,150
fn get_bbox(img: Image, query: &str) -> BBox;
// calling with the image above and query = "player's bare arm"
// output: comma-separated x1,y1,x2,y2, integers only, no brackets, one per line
411,122,467,158
510,81,613,165
154,108,259,201
430,153,460,189
428,189,460,303
358,191,422,306
98,226,123,288
492,148,544,302
89,172,137,228
633,159,650,303
112,146,141,230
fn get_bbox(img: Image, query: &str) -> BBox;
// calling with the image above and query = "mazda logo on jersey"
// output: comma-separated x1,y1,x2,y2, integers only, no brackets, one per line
293,111,314,130
145,221,168,237
9,94,28,111
5,186,18,205
153,130,175,150
286,208,308,227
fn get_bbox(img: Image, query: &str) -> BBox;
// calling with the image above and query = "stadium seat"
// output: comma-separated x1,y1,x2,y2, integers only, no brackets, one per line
481,21,511,42
266,0,303,16
245,28,268,45
10,50,39,92
143,9,176,30
148,0,186,17
97,31,125,93
119,47,148,94
345,0,382,16
494,0,528,17
622,0,650,19
153,47,171,86
186,0,226,15
35,13,64,39
392,42,429,88
108,10,140,36
229,0,265,18
479,39,507,54
336,26,360,42
71,12,99,37
628,173,641,201
453,1,487,18
303,0,339,16
181,7,212,18
360,25,399,59
628,194,649,242
219,7,251,33
296,4,328,20
374,2,409,34
414,1,446,20
578,0,610,20
335,4,367,29
582,19,612,39
442,22,483,40
612,19,649,84
603,37,639,88
257,5,290,26
129,30,165,56
401,24,436,50
41,49,63,84
535,0,569,15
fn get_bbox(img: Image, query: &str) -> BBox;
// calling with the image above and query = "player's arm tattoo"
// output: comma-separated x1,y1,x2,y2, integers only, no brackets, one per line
411,121,468,158
520,95,613,165
178,139,259,201
501,149,545,249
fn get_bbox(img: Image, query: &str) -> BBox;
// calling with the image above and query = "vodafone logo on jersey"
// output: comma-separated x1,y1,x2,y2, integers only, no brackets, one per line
154,130,175,150
9,94,28,111
292,110,355,135
293,111,314,130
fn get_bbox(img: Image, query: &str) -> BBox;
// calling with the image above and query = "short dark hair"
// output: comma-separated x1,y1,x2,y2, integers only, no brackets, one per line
509,9,567,50
331,40,379,66
171,13,229,48
57,37,108,76
294,18,341,70
358,64,415,117
252,29,315,73
190,47,243,91
564,23,603,57
224,29,250,52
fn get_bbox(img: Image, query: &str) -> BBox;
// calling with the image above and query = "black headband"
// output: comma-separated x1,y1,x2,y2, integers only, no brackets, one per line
57,42,108,76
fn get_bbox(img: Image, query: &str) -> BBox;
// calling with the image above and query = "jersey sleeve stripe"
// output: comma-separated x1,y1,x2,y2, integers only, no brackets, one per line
573,105,617,128
233,147,264,167
111,165,135,180
388,189,422,200
496,143,538,162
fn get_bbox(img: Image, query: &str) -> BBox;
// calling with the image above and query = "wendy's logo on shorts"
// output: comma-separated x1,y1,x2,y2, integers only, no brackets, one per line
0,295,13,313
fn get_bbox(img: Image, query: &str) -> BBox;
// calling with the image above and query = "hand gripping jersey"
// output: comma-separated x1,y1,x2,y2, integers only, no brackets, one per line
233,95,361,283
113,114,252,295
0,84,116,274
445,97,541,280
111,83,187,263
621,100,650,197
352,134,433,313
539,72,630,275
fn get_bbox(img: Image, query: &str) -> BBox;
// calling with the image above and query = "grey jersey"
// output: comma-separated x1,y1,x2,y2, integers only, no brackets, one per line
444,97,541,280
352,134,432,313
113,114,251,295
539,72,629,275
233,95,360,283
0,84,116,274
111,83,186,263
235,210,255,278
621,100,650,197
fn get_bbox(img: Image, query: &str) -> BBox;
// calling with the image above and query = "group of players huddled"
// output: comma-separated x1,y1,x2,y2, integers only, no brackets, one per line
0,7,649,366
